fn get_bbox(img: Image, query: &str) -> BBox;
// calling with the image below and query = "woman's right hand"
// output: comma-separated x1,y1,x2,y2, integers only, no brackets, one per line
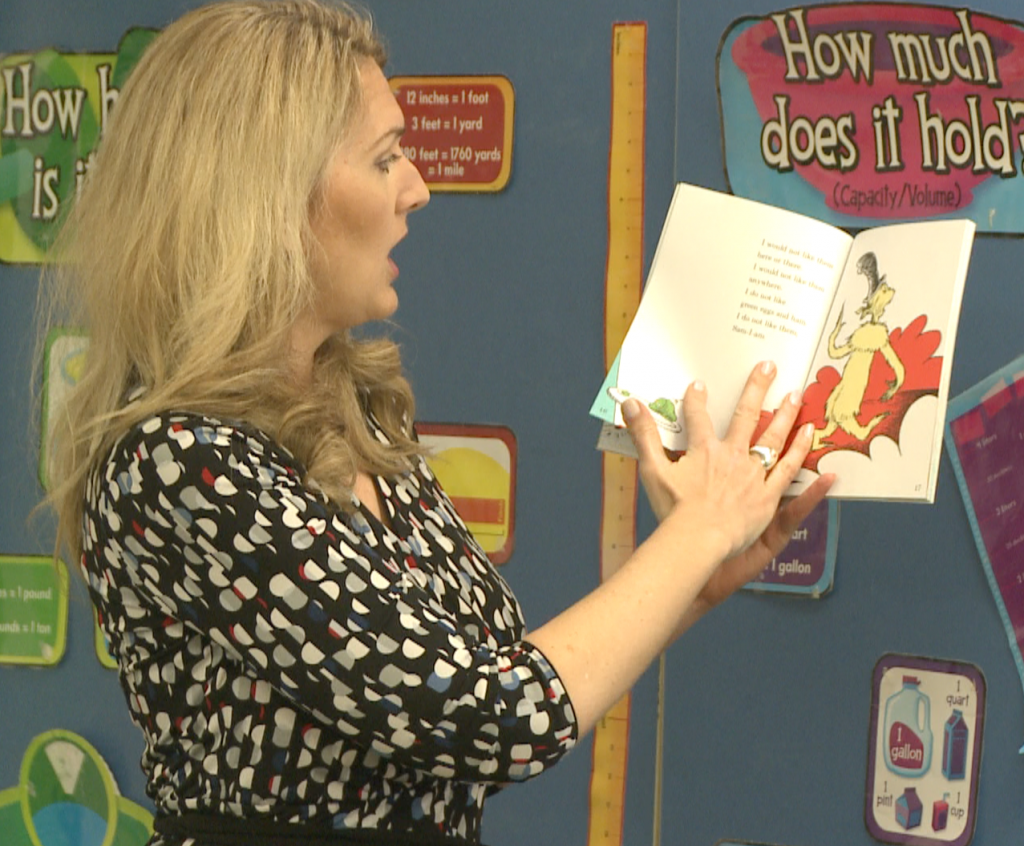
527,364,826,737
622,361,815,560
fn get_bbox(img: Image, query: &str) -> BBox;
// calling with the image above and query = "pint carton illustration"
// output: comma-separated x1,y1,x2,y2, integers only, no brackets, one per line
896,787,923,830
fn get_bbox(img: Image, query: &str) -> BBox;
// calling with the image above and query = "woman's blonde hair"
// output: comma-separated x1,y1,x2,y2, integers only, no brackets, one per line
42,0,420,561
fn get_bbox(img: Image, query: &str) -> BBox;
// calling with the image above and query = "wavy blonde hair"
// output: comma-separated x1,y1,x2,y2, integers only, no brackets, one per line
41,0,421,561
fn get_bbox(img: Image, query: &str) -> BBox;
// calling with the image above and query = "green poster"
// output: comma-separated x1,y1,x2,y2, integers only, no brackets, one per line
0,555,69,666
0,29,157,265
38,328,88,492
0,729,152,846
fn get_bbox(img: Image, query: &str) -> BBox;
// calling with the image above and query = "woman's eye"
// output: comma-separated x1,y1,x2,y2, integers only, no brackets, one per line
378,153,401,173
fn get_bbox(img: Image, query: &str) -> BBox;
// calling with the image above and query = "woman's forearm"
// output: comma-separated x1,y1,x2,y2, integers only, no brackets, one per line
526,509,729,738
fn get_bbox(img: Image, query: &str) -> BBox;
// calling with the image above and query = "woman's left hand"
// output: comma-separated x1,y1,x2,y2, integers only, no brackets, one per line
695,474,833,613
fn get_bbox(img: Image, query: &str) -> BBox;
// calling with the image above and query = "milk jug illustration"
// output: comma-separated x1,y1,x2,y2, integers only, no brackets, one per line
884,676,932,777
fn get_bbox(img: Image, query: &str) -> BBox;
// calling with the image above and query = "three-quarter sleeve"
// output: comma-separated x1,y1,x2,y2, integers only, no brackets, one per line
85,412,577,788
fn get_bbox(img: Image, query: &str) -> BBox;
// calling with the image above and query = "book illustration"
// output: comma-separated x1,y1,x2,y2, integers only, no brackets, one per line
606,387,682,433
799,312,943,467
799,248,943,474
591,183,974,501
812,252,905,449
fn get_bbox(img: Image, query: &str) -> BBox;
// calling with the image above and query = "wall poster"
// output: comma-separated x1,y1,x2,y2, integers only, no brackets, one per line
719,5,1024,232
944,354,1024,728
0,555,68,666
390,75,514,192
865,654,985,846
0,30,157,264
0,729,152,846
415,422,517,564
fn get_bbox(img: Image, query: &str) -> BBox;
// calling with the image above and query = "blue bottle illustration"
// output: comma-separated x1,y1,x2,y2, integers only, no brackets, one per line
884,676,932,777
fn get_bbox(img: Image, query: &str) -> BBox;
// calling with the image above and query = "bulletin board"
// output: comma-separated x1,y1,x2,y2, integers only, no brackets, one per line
667,2,1024,845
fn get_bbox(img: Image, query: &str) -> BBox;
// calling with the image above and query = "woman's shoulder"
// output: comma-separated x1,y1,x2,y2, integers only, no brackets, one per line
103,408,305,480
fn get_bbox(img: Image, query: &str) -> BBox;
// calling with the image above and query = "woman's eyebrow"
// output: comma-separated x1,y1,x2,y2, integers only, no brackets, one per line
368,124,406,152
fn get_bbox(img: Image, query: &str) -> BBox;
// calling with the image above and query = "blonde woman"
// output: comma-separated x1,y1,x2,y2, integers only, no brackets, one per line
42,2,831,844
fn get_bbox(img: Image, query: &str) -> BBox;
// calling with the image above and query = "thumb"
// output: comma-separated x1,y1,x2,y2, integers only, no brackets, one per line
622,398,664,463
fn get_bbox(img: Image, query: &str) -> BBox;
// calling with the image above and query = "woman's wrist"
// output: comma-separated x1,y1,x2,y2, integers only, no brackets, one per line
659,502,734,568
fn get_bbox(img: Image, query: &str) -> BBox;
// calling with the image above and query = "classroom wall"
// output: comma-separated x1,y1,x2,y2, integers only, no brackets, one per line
668,2,1024,845
1,2,1022,845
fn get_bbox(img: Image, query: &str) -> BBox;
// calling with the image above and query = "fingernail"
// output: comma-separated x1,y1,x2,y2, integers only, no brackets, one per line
690,379,705,393
622,398,640,422
788,389,804,405
761,361,775,375
800,422,814,438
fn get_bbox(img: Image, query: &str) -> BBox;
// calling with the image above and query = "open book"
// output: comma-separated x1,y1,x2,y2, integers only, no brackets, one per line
591,183,975,502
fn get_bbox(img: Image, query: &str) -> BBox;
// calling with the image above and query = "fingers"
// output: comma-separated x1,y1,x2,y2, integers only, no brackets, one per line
623,368,834,541
738,363,809,483
623,397,678,521
679,379,714,449
726,362,777,446
622,398,664,466
762,421,815,496
760,473,836,555
779,473,834,532
750,387,804,462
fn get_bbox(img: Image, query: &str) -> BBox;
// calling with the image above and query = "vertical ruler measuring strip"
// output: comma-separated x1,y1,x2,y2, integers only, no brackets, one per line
586,21,646,846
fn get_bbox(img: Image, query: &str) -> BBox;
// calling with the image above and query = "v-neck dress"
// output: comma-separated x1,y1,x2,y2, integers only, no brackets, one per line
80,410,578,844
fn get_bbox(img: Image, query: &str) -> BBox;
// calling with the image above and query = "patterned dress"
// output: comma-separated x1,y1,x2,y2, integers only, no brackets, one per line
80,410,578,844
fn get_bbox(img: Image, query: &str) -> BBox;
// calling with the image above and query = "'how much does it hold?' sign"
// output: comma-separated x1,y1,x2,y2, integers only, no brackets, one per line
719,4,1024,232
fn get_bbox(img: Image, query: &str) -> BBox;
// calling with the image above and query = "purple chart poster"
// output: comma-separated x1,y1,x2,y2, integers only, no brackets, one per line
944,355,1024,708
744,498,838,597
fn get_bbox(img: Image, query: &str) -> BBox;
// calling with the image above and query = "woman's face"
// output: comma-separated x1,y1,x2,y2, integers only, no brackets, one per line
306,61,430,335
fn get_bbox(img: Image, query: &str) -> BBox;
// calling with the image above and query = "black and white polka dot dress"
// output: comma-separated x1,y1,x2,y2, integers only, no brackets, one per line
80,410,578,844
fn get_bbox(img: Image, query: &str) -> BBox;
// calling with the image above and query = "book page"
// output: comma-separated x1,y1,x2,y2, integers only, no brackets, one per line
614,184,851,449
796,219,974,500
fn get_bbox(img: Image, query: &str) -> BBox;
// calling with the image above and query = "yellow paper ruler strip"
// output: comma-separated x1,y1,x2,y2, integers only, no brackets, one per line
586,21,646,846
603,24,647,365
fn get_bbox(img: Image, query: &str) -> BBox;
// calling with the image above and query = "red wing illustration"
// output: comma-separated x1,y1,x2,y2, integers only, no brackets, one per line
799,315,942,472
752,316,942,473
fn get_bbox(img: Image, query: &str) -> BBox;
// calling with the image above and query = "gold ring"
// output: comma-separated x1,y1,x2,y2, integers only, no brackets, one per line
749,444,780,472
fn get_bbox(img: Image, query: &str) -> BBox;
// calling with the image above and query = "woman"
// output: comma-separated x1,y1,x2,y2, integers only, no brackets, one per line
43,2,832,844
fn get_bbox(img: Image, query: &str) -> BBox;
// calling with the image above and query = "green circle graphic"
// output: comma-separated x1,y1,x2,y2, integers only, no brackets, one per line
19,730,118,846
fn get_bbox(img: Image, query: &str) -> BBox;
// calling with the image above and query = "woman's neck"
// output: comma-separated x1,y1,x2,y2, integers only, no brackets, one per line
287,311,332,386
